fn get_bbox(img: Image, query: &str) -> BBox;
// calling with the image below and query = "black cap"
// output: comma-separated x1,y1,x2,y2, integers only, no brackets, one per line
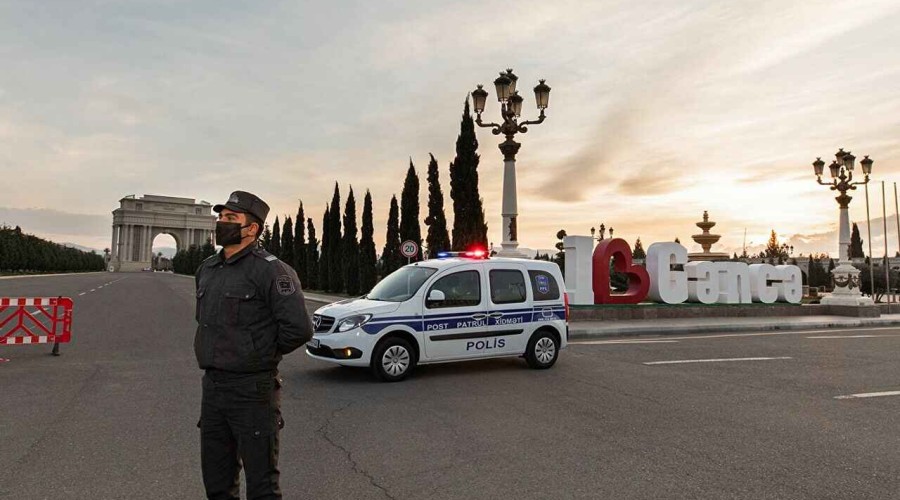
213,191,270,223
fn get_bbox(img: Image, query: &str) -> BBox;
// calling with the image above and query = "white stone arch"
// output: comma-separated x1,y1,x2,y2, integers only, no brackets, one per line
110,195,216,272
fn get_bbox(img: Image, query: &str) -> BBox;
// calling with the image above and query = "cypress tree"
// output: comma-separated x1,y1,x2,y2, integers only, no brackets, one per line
424,153,451,258
328,184,343,293
260,223,272,250
342,188,361,295
399,159,423,262
295,202,306,284
382,195,402,275
271,216,281,257
201,238,216,261
359,190,378,293
306,217,319,290
281,216,294,269
319,206,330,291
850,223,864,259
449,98,488,250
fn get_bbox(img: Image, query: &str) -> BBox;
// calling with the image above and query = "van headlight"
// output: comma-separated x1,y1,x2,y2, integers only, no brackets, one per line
336,314,373,332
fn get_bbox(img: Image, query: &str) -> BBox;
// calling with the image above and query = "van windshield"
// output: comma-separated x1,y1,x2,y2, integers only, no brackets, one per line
366,266,438,302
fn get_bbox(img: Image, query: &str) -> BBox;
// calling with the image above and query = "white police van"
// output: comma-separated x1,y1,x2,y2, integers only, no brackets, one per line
306,251,569,382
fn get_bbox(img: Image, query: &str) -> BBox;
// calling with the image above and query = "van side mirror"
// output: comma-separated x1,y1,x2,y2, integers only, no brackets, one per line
427,290,446,303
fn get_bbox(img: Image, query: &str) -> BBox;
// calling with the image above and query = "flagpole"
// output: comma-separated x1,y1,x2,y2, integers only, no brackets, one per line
894,182,899,305
865,182,875,299
883,181,891,304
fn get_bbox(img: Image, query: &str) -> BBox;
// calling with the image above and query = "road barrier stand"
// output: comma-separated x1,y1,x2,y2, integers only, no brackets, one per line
0,297,73,358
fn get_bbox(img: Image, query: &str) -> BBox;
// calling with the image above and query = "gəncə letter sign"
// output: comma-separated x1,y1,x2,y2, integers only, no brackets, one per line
562,237,803,306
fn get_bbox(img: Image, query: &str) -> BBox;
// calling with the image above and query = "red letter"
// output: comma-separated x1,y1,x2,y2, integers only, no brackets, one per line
592,238,650,304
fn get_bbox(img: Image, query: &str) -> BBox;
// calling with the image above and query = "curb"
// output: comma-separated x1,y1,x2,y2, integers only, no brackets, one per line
567,319,900,339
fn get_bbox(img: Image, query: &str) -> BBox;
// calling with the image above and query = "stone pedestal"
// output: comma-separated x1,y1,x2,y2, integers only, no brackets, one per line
820,262,874,306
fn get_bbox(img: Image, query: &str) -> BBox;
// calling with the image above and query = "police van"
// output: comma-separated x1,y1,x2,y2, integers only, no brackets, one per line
306,251,568,382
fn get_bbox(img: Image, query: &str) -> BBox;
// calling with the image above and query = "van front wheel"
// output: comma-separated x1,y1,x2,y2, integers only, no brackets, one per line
372,338,415,382
525,330,559,369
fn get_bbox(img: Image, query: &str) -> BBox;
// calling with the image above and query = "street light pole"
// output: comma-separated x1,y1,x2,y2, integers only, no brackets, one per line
812,149,875,306
471,69,550,258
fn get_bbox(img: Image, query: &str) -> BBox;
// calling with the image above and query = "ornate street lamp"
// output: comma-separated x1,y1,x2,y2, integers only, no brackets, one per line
471,68,551,257
813,149,874,305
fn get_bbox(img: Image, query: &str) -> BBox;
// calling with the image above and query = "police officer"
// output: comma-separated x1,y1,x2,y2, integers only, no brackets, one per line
195,191,313,500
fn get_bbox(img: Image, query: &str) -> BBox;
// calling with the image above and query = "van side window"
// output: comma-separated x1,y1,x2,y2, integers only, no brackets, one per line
426,271,481,309
528,270,560,301
490,270,527,304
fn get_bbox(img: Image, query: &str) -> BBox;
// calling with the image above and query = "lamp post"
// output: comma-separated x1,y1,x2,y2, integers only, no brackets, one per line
471,68,550,257
812,148,875,306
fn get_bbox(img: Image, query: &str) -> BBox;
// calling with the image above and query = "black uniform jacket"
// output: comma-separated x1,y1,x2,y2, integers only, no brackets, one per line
194,243,314,373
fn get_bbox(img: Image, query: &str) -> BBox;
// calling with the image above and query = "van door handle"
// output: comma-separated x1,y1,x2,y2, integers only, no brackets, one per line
471,313,488,320
488,312,504,319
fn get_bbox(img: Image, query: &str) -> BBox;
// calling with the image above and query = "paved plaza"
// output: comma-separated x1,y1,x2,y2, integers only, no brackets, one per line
2,272,899,499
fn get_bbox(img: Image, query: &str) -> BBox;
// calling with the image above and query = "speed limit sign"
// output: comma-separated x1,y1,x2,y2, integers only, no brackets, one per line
400,240,419,259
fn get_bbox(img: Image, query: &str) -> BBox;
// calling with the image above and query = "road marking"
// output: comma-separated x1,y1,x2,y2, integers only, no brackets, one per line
571,326,900,345
643,356,793,366
78,292,86,296
834,391,900,400
90,289,96,292
578,340,679,345
807,335,900,339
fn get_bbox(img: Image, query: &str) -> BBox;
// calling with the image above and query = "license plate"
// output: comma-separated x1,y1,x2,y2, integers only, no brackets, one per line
308,338,320,349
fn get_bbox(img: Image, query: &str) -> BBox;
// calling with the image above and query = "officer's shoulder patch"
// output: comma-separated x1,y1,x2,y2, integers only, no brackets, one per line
276,275,296,296
252,247,279,263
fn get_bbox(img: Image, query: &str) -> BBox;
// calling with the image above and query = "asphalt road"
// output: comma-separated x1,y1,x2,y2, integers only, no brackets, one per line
2,272,900,499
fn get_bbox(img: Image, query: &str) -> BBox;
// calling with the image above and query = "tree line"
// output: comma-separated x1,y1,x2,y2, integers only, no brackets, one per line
175,99,489,295
0,225,105,273
172,239,216,275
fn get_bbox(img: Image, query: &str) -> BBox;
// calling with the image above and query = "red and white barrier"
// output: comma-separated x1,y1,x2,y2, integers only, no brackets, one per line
0,297,73,345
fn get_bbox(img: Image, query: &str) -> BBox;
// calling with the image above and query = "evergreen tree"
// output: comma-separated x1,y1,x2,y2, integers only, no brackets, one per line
260,223,272,251
327,184,343,293
359,190,378,293
632,237,646,260
764,230,789,261
306,218,319,290
271,216,282,257
201,238,216,261
382,195,402,275
319,207,330,291
449,99,488,250
281,216,295,270
400,159,423,261
342,188,361,295
424,153,451,258
295,202,306,285
850,223,865,259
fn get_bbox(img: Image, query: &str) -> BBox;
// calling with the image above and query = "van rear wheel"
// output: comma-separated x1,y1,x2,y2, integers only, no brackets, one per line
525,330,559,369
372,337,415,382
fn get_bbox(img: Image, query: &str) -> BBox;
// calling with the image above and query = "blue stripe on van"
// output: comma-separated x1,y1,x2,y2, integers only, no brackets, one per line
357,305,565,335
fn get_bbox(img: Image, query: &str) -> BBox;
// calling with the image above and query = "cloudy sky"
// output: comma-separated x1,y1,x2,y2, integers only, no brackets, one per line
2,0,900,257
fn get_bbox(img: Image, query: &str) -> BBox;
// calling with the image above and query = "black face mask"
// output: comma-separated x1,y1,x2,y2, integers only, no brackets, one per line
216,221,252,247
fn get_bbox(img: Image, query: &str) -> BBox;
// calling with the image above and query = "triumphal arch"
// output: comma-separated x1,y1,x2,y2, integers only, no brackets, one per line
110,195,216,272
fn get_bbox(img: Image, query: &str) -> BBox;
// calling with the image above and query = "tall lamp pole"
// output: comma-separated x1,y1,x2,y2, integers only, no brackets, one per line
471,69,551,257
812,149,875,306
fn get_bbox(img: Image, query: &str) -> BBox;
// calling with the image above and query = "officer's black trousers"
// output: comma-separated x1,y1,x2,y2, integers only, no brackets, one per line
200,371,283,500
